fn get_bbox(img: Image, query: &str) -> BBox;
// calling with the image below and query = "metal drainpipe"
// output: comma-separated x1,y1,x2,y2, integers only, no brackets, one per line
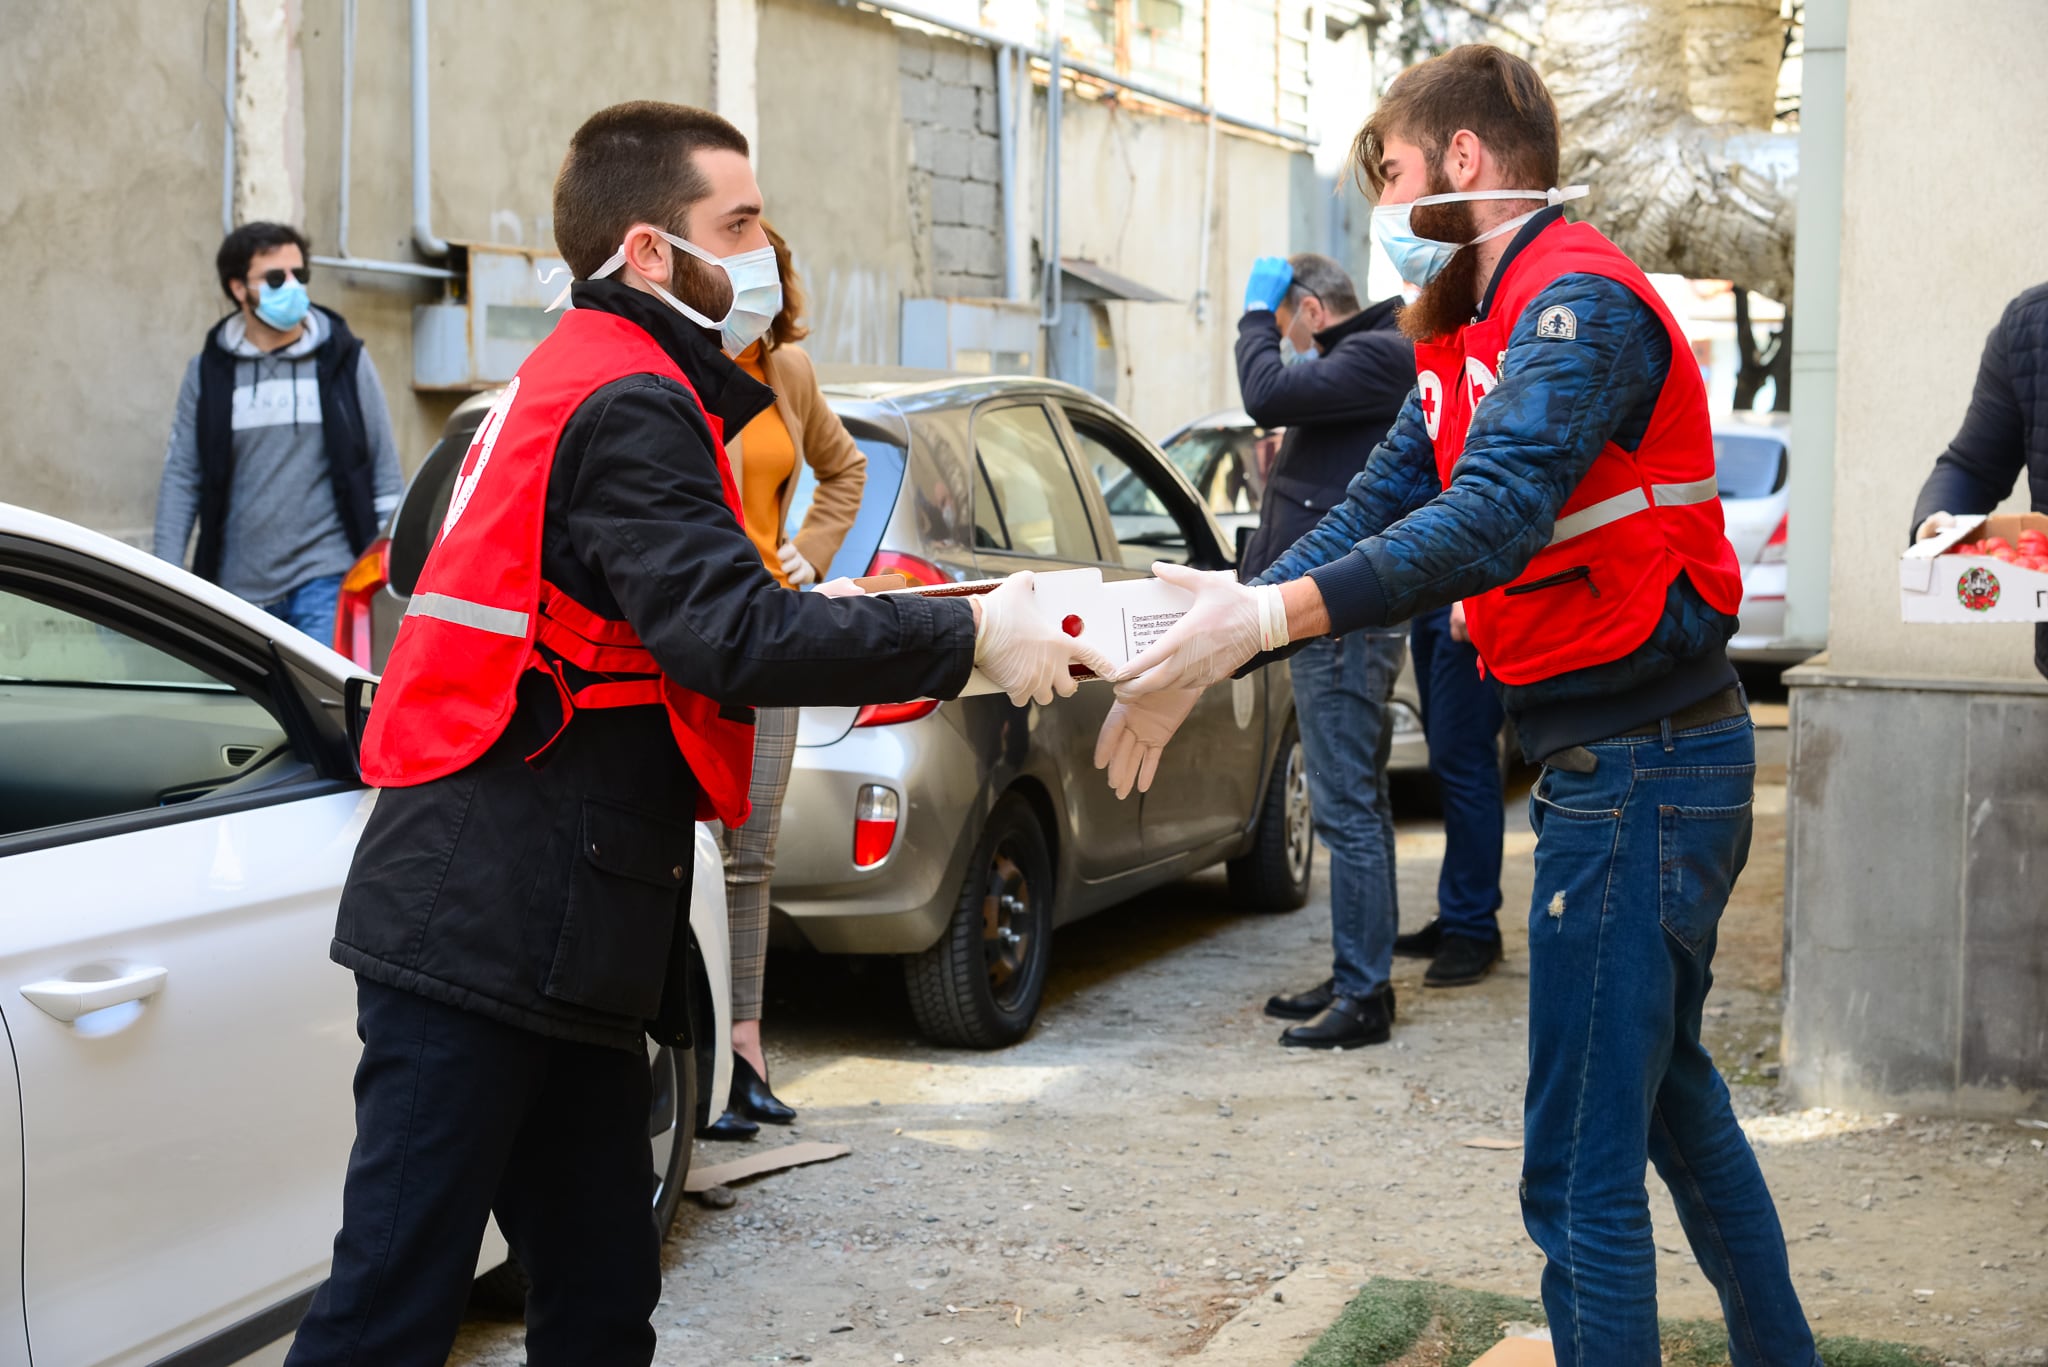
410,0,448,260
997,45,1027,302
310,0,456,281
220,0,236,233
1193,114,1216,324
1037,0,1063,334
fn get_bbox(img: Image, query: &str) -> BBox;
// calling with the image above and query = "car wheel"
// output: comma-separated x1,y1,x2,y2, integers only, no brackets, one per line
466,1040,696,1319
1227,716,1313,912
904,795,1054,1048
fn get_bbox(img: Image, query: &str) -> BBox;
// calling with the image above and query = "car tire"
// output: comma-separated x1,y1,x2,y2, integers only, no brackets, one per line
904,795,1054,1049
1227,716,1313,912
465,1040,696,1319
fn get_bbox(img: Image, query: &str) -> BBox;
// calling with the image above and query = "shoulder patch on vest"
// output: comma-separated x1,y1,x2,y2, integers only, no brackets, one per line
1535,305,1578,340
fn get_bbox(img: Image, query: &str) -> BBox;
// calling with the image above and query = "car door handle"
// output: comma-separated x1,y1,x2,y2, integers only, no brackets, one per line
20,965,170,1022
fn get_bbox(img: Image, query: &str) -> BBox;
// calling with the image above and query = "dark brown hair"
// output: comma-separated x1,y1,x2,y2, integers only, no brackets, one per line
763,220,810,352
552,101,750,279
1353,44,1559,199
217,222,310,302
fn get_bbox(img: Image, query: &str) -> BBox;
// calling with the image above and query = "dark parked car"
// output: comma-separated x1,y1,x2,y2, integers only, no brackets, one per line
336,371,1313,1050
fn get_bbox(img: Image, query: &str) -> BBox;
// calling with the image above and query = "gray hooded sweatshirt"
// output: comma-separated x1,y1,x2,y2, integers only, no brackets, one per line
153,310,402,604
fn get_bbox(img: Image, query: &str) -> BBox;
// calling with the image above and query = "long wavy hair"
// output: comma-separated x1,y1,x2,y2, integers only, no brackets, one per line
763,220,810,352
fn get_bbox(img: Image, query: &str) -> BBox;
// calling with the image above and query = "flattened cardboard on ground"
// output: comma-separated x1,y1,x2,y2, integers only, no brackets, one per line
1900,511,2048,623
1460,1136,1523,1150
683,1141,851,1193
1469,1334,1555,1366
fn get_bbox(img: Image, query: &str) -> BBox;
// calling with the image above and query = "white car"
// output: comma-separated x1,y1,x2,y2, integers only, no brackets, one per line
0,502,727,1366
1713,412,1809,665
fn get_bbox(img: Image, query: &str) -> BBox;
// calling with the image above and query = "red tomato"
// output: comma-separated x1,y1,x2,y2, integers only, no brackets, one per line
2017,556,2048,573
1978,537,2015,555
1990,548,2019,563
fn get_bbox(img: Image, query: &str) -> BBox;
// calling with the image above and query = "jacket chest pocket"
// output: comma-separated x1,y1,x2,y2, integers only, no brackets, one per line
542,799,693,1020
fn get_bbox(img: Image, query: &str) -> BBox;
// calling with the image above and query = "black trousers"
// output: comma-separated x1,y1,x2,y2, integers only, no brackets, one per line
285,977,660,1366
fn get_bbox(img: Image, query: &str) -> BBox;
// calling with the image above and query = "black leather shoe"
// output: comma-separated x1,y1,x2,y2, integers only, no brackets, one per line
698,1109,759,1141
1425,933,1503,987
734,1052,797,1125
1264,977,1336,1021
1393,919,1443,959
1280,987,1395,1050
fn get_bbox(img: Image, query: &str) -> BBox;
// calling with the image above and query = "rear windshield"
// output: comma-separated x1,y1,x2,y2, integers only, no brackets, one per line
1714,432,1787,500
784,437,908,580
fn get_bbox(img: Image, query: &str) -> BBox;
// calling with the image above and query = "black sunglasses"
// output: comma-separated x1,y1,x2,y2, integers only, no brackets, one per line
252,266,311,289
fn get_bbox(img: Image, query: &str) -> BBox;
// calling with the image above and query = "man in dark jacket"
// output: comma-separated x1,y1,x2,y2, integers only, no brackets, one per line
1911,281,2048,680
285,102,1105,1367
1235,253,1416,1049
155,222,401,643
1098,46,1817,1363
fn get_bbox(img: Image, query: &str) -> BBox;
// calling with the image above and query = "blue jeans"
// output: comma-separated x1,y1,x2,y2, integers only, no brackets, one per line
256,572,343,646
1522,714,1816,1366
1411,605,1505,940
1289,631,1404,1000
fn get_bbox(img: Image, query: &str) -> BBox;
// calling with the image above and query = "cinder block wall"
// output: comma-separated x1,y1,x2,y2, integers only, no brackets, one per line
897,33,1004,298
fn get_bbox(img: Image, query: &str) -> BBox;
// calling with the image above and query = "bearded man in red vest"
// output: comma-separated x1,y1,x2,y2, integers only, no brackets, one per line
1094,47,1818,1365
284,101,1108,1367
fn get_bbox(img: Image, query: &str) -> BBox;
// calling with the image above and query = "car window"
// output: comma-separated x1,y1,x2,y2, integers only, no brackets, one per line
1068,419,1203,569
1714,432,1788,500
780,436,910,581
972,405,1097,561
0,589,291,837
1163,428,1263,516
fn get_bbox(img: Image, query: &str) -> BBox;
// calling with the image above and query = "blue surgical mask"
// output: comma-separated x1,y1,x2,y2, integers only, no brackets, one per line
1280,339,1319,366
254,277,311,331
561,227,784,354
1371,186,1588,287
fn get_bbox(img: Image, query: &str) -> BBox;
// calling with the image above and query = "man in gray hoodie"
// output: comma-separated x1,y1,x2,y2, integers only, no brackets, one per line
155,222,402,643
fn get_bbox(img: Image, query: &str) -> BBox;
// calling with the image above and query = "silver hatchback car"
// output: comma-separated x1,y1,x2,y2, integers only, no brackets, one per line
342,372,1312,1052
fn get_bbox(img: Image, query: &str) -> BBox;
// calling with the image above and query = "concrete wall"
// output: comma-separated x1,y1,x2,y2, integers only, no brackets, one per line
1783,0,2048,1120
897,32,1004,300
1825,0,2048,684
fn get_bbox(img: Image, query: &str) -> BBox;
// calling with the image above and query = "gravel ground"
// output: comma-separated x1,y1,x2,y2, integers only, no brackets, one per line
450,726,2047,1366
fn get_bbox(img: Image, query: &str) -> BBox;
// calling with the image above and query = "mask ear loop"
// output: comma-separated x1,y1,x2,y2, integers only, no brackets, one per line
544,227,733,325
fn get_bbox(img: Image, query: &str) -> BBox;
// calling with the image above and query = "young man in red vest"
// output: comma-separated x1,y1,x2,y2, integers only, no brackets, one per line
285,101,1107,1366
1095,47,1818,1365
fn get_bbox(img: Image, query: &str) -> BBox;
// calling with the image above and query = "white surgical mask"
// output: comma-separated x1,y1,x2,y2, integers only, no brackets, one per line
1371,185,1588,287
551,228,783,354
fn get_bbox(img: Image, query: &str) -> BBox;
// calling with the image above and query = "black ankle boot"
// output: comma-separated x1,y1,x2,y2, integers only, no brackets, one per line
698,1108,759,1141
734,1052,796,1125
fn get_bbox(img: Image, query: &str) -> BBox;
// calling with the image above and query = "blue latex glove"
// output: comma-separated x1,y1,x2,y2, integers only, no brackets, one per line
1243,256,1293,313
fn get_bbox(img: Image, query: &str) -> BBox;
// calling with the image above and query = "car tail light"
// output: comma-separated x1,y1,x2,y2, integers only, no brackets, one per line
853,550,950,727
334,538,391,668
866,549,948,587
853,784,900,869
1756,514,1788,566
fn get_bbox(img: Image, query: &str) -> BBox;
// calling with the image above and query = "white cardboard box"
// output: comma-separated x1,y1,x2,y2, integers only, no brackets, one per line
883,567,1195,697
1899,512,2048,624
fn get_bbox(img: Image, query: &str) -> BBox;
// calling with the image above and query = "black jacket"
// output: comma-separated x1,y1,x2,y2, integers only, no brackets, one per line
1234,297,1412,579
333,281,978,1051
193,304,379,583
1911,281,2048,679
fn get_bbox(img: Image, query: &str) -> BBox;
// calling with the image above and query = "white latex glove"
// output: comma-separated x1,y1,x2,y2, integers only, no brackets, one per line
1094,688,1202,799
778,540,819,585
974,571,1119,707
815,576,864,598
1114,561,1289,699
1449,600,1471,644
1915,511,1956,543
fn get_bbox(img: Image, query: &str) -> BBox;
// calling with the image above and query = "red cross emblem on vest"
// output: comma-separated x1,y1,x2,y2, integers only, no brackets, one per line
1417,369,1445,440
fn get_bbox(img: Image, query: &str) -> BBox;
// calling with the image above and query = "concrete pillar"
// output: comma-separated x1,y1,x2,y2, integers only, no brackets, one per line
714,0,761,157
232,0,304,227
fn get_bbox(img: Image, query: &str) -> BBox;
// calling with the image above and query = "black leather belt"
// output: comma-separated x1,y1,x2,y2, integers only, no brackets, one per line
1543,685,1747,772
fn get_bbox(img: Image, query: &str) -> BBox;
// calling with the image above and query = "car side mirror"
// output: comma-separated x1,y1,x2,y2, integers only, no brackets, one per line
345,676,378,770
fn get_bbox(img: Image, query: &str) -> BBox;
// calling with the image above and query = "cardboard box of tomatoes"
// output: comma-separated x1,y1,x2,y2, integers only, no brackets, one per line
1899,512,2048,623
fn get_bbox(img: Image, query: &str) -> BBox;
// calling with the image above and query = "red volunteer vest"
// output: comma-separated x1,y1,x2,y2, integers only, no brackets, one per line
1418,221,1743,685
360,308,756,824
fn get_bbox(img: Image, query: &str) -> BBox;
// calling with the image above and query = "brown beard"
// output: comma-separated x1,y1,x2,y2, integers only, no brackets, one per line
669,246,734,323
1397,188,1483,344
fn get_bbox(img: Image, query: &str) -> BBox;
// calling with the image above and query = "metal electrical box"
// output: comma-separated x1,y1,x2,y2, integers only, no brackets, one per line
413,242,569,392
899,298,1041,375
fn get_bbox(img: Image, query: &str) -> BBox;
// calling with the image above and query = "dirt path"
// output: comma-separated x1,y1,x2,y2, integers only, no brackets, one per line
450,729,2047,1366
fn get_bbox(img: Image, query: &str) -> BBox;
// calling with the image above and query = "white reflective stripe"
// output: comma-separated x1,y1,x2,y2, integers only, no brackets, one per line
1545,477,1721,547
405,592,530,637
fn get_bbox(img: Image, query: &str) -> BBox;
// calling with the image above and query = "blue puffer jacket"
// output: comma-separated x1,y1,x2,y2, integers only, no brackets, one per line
1252,212,1737,758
